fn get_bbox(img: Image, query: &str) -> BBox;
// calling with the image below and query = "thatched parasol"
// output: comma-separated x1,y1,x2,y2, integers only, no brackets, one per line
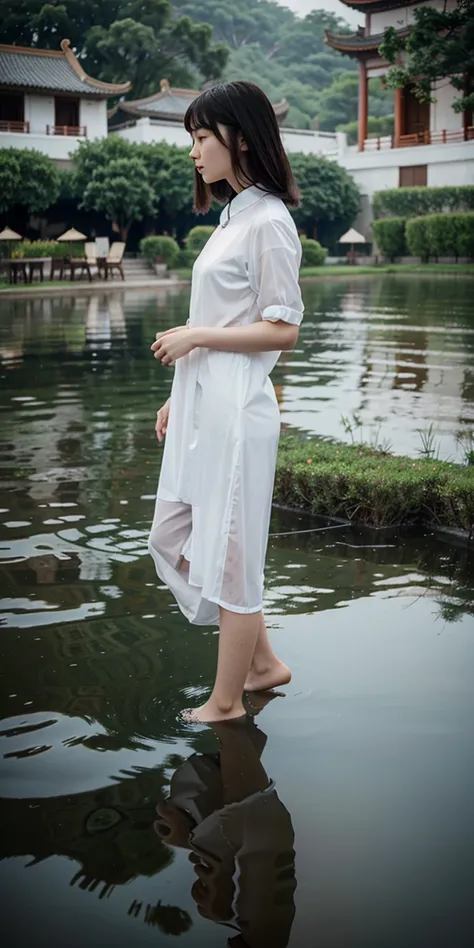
57,227,87,242
338,227,366,264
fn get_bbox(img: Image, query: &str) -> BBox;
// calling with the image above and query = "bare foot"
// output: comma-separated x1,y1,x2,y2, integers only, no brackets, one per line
244,660,291,693
180,699,247,724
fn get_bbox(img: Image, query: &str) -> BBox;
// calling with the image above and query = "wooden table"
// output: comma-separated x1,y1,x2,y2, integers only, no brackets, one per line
3,258,49,284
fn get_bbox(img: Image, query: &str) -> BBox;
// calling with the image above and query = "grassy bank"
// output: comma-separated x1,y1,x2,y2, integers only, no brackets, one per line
172,262,474,282
275,434,474,532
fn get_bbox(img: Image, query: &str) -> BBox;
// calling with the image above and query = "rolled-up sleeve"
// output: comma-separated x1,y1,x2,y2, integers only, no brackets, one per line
248,215,304,326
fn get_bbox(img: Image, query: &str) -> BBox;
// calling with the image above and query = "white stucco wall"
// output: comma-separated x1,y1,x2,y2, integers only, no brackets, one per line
339,139,474,200
371,0,457,33
113,117,340,155
0,129,79,161
24,94,55,134
430,81,462,132
80,98,108,139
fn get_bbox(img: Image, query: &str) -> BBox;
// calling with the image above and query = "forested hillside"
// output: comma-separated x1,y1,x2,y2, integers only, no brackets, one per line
0,0,393,132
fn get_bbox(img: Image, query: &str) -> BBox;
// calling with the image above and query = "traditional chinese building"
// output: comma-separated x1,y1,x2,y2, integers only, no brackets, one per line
325,1,474,227
326,0,473,161
0,39,130,165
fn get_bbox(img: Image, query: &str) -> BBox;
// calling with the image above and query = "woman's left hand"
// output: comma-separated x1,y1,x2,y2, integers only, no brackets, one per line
151,326,196,365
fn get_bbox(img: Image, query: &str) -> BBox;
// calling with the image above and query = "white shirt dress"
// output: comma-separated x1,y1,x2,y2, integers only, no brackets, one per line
148,185,304,626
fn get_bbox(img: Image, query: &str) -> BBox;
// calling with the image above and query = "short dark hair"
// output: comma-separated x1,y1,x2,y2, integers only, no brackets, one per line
184,81,300,213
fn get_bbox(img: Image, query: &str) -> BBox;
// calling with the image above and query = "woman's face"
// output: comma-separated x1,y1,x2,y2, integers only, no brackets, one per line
189,124,247,190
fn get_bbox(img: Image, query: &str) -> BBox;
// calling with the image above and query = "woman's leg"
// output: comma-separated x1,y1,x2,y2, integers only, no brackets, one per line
184,608,260,723
244,612,291,693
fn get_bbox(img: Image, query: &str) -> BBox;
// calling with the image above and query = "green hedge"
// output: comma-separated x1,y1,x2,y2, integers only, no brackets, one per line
274,434,474,530
140,235,180,266
373,185,474,220
406,213,474,259
372,217,407,259
186,225,215,253
11,239,79,259
300,236,327,266
177,248,198,268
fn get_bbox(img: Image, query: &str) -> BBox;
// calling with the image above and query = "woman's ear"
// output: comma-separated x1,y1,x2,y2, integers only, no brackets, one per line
238,133,248,152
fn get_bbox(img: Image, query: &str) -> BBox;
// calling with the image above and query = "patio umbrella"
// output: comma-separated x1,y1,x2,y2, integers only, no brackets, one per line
338,227,366,264
0,226,22,260
57,227,87,260
57,227,87,242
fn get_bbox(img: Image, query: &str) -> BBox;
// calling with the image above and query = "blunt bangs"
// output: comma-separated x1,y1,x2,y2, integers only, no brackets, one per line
184,82,299,215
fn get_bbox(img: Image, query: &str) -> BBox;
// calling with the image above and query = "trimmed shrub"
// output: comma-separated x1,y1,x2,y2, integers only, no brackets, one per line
300,236,327,266
275,434,474,531
186,225,215,253
11,239,76,259
176,248,198,268
456,213,474,257
406,217,430,260
372,217,407,259
373,185,474,220
140,235,179,267
406,212,474,260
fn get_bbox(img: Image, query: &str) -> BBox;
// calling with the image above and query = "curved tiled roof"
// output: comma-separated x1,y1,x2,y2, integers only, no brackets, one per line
339,0,418,10
325,25,410,55
109,79,289,124
0,39,130,96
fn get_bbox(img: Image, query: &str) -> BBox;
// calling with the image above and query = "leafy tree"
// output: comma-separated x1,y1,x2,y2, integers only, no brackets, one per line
337,115,394,146
0,1,229,97
171,0,294,51
140,142,194,222
72,135,139,195
0,148,59,215
317,71,394,132
380,0,474,114
289,153,360,248
81,156,156,241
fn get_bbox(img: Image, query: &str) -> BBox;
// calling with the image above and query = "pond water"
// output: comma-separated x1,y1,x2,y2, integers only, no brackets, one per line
1,277,474,948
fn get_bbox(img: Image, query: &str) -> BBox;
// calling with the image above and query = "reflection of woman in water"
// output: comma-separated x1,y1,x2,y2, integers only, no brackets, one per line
154,717,296,948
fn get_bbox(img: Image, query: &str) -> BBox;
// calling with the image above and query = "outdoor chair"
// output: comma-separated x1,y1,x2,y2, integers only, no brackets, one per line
103,242,125,280
84,242,99,280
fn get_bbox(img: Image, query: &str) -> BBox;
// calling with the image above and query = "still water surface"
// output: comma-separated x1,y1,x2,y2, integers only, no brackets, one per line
1,277,473,947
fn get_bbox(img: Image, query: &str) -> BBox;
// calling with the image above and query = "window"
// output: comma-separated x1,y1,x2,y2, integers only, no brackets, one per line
399,166,427,187
0,93,25,128
55,96,80,129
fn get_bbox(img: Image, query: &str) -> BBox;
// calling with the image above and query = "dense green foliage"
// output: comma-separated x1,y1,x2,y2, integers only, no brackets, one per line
11,239,72,258
291,153,360,247
140,234,180,266
1,0,229,97
81,156,156,241
300,236,326,267
338,116,394,146
0,148,60,215
380,0,474,115
186,225,215,252
275,435,474,530
372,218,407,259
373,186,474,220
406,213,474,260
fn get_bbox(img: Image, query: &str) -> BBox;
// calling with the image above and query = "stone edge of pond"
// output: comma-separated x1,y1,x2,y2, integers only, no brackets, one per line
274,435,474,544
0,279,190,300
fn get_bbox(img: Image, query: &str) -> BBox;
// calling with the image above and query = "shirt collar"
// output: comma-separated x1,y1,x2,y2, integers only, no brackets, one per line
219,184,266,228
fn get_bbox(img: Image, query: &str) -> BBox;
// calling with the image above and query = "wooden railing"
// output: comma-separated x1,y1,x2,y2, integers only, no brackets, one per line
362,126,474,151
0,120,30,133
46,125,87,137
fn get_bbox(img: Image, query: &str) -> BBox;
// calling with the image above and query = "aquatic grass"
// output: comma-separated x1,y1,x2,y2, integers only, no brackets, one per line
275,434,474,531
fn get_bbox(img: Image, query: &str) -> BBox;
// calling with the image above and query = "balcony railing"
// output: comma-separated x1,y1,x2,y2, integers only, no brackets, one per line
362,126,474,151
46,125,87,137
0,120,30,133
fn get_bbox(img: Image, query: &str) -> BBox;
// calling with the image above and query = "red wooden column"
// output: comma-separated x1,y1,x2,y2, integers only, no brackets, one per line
358,60,368,151
394,86,403,146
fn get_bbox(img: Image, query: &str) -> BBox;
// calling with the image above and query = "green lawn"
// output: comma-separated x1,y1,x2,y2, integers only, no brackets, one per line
2,262,473,293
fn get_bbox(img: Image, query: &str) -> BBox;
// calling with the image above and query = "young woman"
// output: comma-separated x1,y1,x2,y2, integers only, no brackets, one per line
149,81,304,723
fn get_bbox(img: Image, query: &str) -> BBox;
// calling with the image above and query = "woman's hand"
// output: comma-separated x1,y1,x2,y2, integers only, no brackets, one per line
151,326,196,365
155,398,171,442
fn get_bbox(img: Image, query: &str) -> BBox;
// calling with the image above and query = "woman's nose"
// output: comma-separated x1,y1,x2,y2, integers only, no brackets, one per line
189,144,199,159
